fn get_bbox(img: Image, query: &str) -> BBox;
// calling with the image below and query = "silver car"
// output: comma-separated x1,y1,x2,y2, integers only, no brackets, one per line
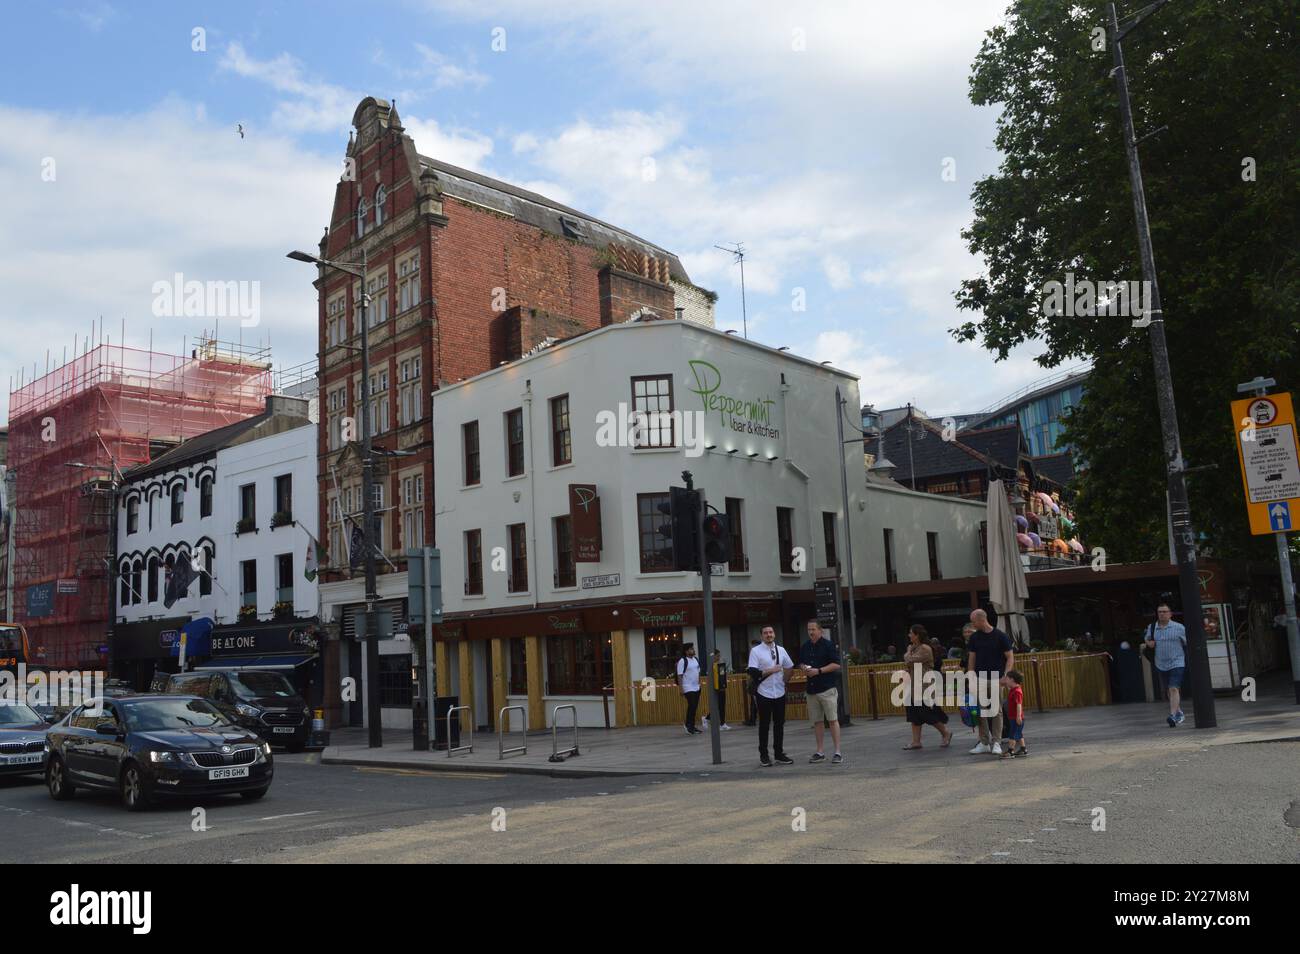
0,702,50,778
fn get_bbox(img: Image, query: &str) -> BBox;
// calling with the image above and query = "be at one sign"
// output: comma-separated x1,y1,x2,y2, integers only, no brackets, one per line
1232,392,1300,535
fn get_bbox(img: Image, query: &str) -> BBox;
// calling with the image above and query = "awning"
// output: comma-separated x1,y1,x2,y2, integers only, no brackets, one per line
195,654,315,670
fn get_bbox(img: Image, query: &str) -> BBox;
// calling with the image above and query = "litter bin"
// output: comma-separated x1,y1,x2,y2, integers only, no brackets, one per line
1113,647,1144,703
433,696,461,750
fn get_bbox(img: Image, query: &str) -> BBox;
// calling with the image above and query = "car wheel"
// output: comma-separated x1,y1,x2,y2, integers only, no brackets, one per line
240,787,270,800
120,763,152,812
47,756,75,801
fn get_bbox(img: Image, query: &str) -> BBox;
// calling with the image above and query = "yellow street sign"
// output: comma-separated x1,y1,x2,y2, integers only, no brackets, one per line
1232,391,1300,535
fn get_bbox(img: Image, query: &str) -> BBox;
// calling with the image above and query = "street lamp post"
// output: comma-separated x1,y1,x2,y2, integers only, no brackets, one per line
288,247,383,747
835,387,859,724
1107,1,1215,727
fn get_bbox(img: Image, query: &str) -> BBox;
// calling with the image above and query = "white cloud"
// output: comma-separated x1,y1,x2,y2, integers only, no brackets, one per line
412,43,488,90
822,255,854,291
219,42,360,134
400,117,495,171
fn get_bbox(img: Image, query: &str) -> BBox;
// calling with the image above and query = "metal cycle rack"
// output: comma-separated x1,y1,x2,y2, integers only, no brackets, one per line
498,705,528,759
447,705,473,758
549,704,580,762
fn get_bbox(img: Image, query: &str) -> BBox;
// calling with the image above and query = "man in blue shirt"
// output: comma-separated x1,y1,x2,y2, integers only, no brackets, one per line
799,620,843,764
1144,603,1188,726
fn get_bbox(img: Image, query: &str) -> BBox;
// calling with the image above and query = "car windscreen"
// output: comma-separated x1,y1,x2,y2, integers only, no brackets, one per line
0,702,42,725
122,698,232,732
227,671,297,699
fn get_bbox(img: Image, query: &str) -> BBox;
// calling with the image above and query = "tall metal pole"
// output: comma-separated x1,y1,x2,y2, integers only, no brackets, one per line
835,387,858,724
1108,2,1215,726
357,245,383,747
1276,533,1300,703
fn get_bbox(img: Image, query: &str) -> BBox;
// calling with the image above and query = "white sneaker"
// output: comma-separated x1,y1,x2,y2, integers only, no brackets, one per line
991,742,1003,756
702,717,710,728
721,724,731,731
970,742,991,754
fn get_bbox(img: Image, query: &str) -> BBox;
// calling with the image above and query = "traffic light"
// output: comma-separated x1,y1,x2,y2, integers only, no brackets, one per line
702,512,731,566
657,486,700,571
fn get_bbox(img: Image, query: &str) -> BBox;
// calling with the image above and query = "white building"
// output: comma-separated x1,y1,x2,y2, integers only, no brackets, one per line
427,319,986,727
110,396,320,689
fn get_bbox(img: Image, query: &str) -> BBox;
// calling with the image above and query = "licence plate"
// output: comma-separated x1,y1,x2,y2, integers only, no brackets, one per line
272,726,295,734
3,754,42,765
208,766,250,780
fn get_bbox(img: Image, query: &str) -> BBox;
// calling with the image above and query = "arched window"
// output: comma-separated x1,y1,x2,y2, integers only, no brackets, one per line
170,484,185,524
131,560,143,605
119,561,132,607
164,555,176,603
126,496,139,534
374,184,387,227
355,198,368,238
200,475,214,518
147,556,160,603
199,544,214,597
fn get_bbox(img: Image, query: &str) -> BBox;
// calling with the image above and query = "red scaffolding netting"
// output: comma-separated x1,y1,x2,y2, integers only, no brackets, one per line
7,340,272,669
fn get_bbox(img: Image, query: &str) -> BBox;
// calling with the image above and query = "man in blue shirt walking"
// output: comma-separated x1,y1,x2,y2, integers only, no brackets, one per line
1144,603,1188,726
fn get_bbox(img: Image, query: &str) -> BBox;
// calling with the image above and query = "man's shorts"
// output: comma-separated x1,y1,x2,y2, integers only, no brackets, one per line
1158,666,1185,690
807,688,838,724
1007,720,1024,741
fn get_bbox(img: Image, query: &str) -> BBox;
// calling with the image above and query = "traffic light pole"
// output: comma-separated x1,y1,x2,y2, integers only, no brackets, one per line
684,471,723,765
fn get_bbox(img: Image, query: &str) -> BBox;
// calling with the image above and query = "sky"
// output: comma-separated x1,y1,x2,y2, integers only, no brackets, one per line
0,0,1076,425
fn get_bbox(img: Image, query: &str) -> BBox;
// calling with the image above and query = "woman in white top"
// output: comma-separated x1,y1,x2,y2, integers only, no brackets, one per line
677,644,702,735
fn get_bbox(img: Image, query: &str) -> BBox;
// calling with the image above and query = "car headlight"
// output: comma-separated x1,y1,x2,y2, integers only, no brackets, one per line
260,742,272,757
235,703,260,718
302,707,312,718
148,750,177,763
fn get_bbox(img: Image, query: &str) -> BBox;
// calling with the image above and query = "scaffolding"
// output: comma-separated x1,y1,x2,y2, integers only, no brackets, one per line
7,340,271,669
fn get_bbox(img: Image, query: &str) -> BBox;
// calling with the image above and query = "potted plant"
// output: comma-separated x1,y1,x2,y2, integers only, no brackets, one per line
272,600,294,620
236,517,256,535
237,603,257,621
271,510,293,528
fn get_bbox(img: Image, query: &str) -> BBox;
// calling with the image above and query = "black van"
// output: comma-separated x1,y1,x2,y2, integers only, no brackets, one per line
165,669,310,752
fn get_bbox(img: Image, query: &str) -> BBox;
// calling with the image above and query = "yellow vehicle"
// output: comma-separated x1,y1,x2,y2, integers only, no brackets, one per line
0,622,30,671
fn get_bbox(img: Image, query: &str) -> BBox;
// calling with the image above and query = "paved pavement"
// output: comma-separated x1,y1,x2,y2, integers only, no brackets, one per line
323,678,1300,778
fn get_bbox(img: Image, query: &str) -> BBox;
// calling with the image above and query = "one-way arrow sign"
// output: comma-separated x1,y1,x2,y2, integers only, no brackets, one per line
1269,501,1292,531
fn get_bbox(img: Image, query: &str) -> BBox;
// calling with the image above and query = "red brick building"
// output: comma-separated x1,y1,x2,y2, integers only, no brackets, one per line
315,98,712,726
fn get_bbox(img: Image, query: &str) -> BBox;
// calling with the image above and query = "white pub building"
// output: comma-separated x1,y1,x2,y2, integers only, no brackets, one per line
430,319,985,728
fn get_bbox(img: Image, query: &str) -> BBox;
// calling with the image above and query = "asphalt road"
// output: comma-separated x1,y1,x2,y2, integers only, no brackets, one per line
2,740,1297,863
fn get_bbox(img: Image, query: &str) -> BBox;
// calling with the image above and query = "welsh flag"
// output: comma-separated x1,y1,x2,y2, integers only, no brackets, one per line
304,533,325,582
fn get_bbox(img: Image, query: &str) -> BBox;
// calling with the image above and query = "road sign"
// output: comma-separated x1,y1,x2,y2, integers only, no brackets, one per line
1231,391,1300,535
1269,501,1291,531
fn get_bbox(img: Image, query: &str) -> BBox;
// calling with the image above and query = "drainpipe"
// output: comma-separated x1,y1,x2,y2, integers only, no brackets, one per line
524,379,538,611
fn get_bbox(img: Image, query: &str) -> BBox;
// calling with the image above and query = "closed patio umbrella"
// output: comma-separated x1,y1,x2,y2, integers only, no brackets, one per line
987,479,1031,647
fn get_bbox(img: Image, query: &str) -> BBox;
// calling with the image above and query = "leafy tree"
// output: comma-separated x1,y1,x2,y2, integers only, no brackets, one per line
954,0,1298,561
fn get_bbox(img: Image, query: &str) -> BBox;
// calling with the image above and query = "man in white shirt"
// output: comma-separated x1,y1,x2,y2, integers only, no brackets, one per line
677,643,702,735
747,626,794,766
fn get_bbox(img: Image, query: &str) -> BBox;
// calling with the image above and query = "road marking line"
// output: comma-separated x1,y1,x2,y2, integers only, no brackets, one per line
258,811,322,822
1041,827,1057,832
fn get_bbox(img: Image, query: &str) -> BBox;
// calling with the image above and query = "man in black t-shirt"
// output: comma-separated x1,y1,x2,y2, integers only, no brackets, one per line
799,620,843,764
965,609,1013,756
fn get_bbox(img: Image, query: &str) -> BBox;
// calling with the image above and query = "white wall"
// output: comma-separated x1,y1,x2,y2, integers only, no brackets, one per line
215,424,319,625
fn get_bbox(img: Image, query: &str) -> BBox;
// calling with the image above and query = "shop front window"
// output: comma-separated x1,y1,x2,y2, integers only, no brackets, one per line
643,627,684,681
546,633,610,695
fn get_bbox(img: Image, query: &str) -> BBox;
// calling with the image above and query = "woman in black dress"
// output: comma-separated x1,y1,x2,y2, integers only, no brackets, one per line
902,624,952,749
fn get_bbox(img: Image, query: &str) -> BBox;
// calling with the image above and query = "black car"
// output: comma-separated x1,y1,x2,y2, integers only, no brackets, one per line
45,695,273,811
0,702,49,778
165,669,311,752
